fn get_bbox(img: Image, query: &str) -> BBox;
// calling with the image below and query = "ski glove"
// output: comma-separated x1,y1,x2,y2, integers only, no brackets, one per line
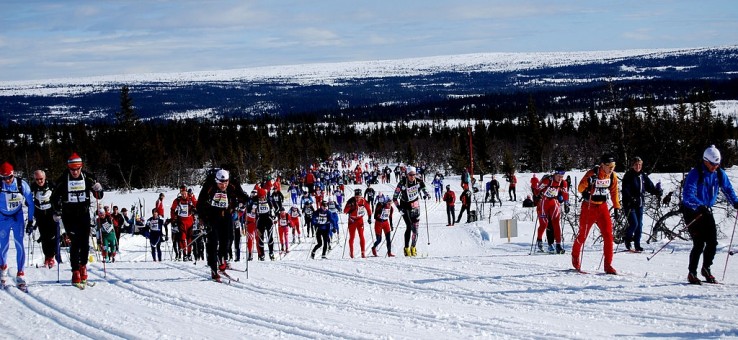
53,214,62,223
25,221,35,235
698,205,711,216
557,194,564,203
733,202,738,210
613,209,621,221
564,203,570,214
92,182,103,191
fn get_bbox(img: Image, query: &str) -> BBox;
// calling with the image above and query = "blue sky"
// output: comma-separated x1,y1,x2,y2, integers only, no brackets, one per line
1,0,737,81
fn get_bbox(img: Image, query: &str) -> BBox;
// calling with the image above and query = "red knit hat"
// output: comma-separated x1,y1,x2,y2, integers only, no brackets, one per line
68,152,83,169
0,162,14,177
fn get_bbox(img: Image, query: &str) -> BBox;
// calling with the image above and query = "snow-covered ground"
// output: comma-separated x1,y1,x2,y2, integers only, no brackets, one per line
2,167,738,339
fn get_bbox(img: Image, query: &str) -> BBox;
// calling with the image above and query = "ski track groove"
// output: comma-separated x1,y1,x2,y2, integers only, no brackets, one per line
100,265,359,339
167,261,528,338
278,257,736,331
4,282,129,339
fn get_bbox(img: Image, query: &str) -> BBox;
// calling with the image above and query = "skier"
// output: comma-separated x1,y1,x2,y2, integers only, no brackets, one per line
344,188,372,258
0,162,34,290
277,207,291,253
143,208,165,262
443,185,456,226
310,201,332,259
530,174,539,196
171,185,197,261
302,196,315,238
490,175,502,207
271,188,285,212
155,193,166,217
682,145,738,284
50,153,104,286
533,168,569,254
244,201,258,261
30,169,57,268
432,175,443,202
196,169,247,280
456,184,472,224
254,188,277,261
621,157,662,252
289,182,301,205
370,195,395,257
364,184,376,208
110,205,124,253
96,209,117,263
507,171,518,201
288,204,302,243
392,166,430,257
572,154,620,275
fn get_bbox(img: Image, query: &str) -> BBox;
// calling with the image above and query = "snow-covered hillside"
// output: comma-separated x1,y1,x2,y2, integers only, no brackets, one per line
2,168,738,339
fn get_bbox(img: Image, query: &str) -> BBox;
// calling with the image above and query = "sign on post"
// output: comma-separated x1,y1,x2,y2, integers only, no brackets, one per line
499,219,518,242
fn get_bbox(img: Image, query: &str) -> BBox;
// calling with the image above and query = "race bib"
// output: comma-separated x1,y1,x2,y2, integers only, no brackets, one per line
290,209,300,218
102,221,114,233
210,192,229,209
595,178,611,188
317,215,328,224
544,187,559,198
5,192,23,211
279,218,288,227
357,206,366,217
35,189,52,210
407,185,420,201
380,207,390,220
258,202,270,214
67,179,87,203
178,203,190,217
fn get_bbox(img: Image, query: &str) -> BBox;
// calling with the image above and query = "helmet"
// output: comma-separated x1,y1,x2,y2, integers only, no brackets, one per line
703,145,721,164
354,188,362,196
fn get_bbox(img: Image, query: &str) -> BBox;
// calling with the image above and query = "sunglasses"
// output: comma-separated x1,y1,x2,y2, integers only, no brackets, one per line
408,173,416,176
707,160,720,167
1,175,13,180
70,167,82,171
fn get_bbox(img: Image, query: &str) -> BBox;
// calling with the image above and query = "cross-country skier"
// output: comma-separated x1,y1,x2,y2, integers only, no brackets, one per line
310,201,332,259
50,153,104,286
621,157,662,252
288,204,302,243
277,207,291,253
144,208,166,262
196,169,247,280
30,169,57,268
254,188,276,261
456,184,472,224
533,168,569,254
344,188,372,258
572,154,620,275
171,185,197,261
392,166,430,257
302,196,315,238
370,195,395,257
432,175,443,202
0,162,34,289
96,209,117,263
443,185,456,226
682,145,738,284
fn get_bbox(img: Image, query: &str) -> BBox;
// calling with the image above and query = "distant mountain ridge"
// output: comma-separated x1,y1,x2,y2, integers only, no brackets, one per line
1,46,737,124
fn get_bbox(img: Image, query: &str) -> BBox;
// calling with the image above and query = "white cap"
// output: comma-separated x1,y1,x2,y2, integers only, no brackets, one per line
703,145,721,164
407,166,417,175
215,169,230,183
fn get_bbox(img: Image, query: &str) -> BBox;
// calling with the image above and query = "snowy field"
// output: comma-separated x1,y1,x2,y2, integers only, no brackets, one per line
2,167,738,339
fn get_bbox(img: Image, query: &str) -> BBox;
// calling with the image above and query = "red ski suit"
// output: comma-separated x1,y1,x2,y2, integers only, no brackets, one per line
343,195,372,257
170,194,197,255
534,176,569,243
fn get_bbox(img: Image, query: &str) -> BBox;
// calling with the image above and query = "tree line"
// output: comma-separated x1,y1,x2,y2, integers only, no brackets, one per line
0,85,734,190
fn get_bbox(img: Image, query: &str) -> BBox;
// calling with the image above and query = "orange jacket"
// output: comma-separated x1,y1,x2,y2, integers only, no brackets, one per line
577,166,620,209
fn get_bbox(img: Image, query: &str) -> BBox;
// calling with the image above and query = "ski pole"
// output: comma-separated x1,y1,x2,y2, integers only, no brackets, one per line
721,211,738,281
528,212,540,255
648,213,703,261
424,198,430,245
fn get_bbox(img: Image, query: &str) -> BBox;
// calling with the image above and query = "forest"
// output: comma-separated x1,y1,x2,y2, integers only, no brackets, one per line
0,82,735,190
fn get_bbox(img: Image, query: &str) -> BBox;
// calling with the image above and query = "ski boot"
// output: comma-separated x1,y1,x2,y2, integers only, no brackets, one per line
536,240,544,252
361,252,366,258
702,267,717,284
79,265,88,284
371,246,378,257
404,247,411,257
547,244,555,254
269,253,275,261
604,266,617,275
321,254,327,259
310,252,316,259
624,236,632,251
387,252,395,257
688,271,702,285
16,271,26,286
258,255,265,261
634,243,644,253
556,243,565,254
247,254,254,261
410,246,417,257
211,270,221,282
